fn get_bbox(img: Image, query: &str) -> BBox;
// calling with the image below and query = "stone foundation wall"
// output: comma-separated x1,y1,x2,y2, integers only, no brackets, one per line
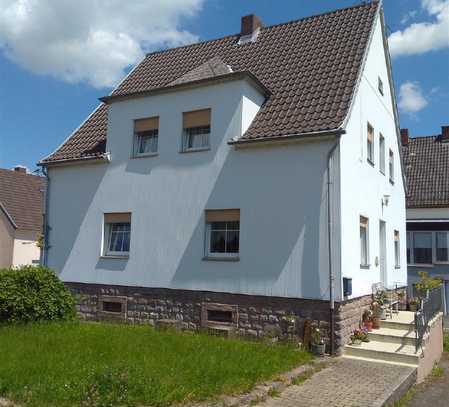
67,282,395,353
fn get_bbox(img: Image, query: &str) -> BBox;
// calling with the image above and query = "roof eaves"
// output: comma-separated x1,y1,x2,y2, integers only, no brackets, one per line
0,202,17,229
229,128,346,146
38,154,110,167
100,71,271,104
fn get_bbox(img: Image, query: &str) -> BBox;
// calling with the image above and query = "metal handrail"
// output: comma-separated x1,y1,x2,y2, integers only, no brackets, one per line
414,286,442,352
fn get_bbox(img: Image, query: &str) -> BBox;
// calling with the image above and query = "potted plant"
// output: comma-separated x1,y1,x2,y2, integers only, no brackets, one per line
350,328,369,346
310,327,325,356
371,302,381,329
374,290,387,320
409,297,419,312
362,309,373,331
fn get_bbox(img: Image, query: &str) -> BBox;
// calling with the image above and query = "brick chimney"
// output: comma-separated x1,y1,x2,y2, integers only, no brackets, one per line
400,128,409,146
13,165,26,174
441,125,449,142
241,14,263,37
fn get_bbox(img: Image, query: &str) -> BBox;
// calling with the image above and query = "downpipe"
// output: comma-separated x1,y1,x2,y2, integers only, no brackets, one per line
41,165,50,267
327,135,341,356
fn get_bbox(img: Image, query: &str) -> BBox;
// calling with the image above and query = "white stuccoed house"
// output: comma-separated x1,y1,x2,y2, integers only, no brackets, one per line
39,2,407,354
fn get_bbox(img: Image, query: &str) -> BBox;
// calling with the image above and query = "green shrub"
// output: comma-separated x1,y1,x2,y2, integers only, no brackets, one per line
0,265,75,323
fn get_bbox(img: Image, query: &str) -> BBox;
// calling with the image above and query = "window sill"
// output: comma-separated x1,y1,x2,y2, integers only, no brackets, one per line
100,255,129,260
407,263,434,268
180,147,211,154
202,256,240,262
367,159,375,167
132,152,158,159
360,264,371,269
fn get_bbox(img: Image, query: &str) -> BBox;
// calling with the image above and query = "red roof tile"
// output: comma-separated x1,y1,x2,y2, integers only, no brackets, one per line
0,169,45,231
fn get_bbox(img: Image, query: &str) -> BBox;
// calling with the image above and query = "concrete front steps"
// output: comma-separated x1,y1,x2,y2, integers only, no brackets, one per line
343,311,422,368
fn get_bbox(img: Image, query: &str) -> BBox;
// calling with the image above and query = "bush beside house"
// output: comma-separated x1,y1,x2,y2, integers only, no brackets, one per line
0,266,75,323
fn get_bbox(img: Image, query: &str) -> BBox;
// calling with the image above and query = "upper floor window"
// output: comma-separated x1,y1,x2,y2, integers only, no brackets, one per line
205,209,240,259
103,213,131,257
379,133,385,174
378,77,384,96
394,230,400,268
367,123,374,165
389,149,394,183
133,117,159,157
360,216,369,267
182,109,211,152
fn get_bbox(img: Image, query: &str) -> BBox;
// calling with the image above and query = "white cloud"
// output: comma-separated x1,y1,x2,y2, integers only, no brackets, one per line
398,81,428,114
388,0,449,57
0,0,203,88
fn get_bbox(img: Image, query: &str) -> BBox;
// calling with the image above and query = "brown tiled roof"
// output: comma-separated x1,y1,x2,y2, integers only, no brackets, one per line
402,136,449,208
0,169,45,231
41,1,379,163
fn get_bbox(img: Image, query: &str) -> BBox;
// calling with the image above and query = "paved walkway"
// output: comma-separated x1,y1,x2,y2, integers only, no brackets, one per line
254,358,415,407
407,354,449,407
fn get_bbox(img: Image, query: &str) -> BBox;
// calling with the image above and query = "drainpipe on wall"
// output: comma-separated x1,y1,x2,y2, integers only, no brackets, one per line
327,135,341,356
41,165,50,267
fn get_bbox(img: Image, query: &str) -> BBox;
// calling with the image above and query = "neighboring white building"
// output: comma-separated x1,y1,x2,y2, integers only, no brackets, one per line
39,2,407,352
401,126,449,314
0,167,44,268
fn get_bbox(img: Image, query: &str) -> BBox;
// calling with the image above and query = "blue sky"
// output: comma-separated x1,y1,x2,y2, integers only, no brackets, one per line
0,0,448,172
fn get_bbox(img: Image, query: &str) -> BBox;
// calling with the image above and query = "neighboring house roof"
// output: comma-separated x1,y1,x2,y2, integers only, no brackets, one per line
41,1,379,164
402,135,449,208
0,168,45,231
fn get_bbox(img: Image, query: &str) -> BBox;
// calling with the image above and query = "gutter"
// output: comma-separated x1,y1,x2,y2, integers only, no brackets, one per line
229,128,345,146
327,134,341,356
37,153,110,168
41,165,50,266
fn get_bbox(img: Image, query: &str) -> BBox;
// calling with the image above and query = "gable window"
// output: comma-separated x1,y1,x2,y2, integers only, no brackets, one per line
436,232,449,262
394,230,400,268
133,117,159,157
367,123,374,165
412,232,432,265
205,209,240,259
379,134,385,174
389,149,394,183
378,77,384,96
182,109,211,152
103,213,131,257
360,216,369,267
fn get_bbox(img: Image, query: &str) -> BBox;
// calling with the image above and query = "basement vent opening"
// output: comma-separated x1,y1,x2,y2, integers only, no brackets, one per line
207,309,233,324
102,301,123,313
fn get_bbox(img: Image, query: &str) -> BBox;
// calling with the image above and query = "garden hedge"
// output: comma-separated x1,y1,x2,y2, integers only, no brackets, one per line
0,265,75,323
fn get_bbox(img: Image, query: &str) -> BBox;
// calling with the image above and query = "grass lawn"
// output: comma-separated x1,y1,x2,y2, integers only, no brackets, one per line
444,333,449,353
0,322,311,407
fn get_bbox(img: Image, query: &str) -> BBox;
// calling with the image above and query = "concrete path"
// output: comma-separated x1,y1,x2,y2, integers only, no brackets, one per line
407,354,449,407
254,358,416,407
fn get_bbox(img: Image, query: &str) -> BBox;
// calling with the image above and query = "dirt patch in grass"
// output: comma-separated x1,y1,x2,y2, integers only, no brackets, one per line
0,322,311,407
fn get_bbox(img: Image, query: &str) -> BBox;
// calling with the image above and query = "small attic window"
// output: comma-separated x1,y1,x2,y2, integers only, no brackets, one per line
378,77,384,96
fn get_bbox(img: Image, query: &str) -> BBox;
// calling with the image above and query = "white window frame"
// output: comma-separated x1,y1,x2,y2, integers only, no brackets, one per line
367,123,374,165
379,134,385,174
102,214,131,258
182,126,210,152
389,149,394,183
205,220,240,258
394,230,400,268
360,216,370,268
406,231,449,266
133,128,159,157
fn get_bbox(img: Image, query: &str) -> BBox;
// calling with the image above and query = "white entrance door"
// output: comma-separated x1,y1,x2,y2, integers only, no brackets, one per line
379,221,387,287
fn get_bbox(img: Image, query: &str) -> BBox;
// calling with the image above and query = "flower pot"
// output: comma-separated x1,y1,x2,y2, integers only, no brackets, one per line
364,321,373,332
372,317,380,329
311,343,325,356
409,303,418,312
351,339,362,346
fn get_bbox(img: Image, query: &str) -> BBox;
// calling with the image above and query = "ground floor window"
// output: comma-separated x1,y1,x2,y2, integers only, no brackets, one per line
394,230,400,267
360,216,369,267
205,209,240,258
407,230,449,265
103,213,131,257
